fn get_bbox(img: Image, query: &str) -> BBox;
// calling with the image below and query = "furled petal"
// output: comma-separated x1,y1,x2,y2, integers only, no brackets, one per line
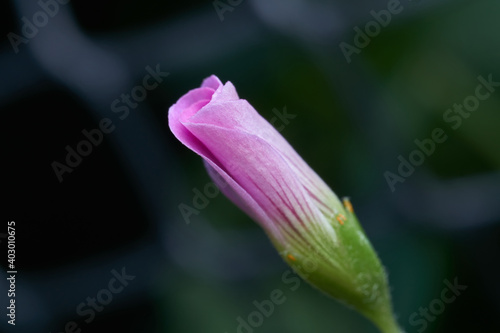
170,81,340,248
190,82,343,219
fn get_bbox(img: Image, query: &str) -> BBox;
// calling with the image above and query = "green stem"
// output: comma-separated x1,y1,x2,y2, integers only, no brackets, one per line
372,313,404,333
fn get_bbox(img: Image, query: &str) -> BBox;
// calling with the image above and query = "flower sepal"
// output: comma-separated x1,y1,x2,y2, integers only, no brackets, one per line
271,198,403,333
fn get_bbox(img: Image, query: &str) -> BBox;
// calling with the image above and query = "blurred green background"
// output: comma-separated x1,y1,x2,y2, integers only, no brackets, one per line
3,0,499,332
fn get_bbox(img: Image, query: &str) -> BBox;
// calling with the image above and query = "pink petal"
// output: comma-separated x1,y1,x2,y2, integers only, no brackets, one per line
183,114,327,242
189,97,340,218
168,75,340,243
168,87,217,162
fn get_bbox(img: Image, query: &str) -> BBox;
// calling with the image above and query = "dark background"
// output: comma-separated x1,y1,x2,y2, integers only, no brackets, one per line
2,0,499,332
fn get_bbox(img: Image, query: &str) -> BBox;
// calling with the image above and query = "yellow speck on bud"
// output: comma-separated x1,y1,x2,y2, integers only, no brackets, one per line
287,254,297,261
343,198,354,213
336,214,347,225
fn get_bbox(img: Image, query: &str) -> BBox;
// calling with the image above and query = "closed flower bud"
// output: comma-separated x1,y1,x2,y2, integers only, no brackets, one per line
168,75,402,333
